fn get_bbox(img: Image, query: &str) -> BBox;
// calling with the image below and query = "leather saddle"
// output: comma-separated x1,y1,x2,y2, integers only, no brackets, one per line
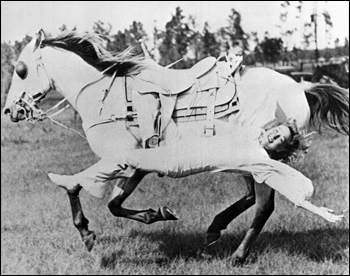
131,56,242,136
134,57,218,95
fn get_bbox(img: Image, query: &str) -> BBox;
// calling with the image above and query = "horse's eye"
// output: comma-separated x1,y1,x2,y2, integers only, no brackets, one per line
16,61,28,80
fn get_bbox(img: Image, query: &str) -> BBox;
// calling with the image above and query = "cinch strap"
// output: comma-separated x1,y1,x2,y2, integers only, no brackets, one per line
124,76,138,127
204,88,217,136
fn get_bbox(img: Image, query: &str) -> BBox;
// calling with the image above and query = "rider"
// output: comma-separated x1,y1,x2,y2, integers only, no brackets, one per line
49,118,343,224
123,118,343,223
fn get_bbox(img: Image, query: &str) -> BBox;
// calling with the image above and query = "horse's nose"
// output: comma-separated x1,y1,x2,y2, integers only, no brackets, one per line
3,107,12,116
3,106,24,122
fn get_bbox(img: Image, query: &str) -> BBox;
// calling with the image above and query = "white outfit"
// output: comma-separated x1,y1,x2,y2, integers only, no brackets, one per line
53,125,314,206
126,126,314,206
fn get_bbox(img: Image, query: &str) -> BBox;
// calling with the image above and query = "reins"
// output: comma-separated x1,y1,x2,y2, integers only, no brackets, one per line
30,62,119,140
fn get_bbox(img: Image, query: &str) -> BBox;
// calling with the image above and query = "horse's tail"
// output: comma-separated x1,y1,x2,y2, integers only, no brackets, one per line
305,83,349,135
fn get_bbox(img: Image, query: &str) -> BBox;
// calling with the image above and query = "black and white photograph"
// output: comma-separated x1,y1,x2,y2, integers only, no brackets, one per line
1,1,349,274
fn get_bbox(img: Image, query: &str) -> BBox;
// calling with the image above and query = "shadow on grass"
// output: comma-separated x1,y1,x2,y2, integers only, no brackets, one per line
250,227,349,263
99,227,349,268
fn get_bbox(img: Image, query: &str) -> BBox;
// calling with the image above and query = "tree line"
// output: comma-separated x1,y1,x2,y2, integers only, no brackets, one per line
1,6,349,106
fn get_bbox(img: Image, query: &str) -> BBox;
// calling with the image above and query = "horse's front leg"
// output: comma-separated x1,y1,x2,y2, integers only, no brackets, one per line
230,182,275,264
205,175,256,246
49,173,96,251
67,186,96,251
48,158,132,251
108,171,178,224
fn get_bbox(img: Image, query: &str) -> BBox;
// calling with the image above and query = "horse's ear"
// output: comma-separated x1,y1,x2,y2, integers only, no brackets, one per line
39,29,46,38
34,29,46,50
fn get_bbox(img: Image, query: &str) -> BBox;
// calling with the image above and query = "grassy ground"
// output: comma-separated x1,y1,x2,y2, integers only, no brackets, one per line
1,110,349,275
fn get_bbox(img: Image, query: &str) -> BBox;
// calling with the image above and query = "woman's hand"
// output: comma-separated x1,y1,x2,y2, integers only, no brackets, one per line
318,207,344,223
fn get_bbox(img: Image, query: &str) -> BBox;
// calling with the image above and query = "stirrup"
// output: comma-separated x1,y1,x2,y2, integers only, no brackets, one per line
145,134,160,148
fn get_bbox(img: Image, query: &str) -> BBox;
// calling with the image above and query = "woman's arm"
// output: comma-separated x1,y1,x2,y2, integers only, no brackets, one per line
250,159,344,223
298,200,344,223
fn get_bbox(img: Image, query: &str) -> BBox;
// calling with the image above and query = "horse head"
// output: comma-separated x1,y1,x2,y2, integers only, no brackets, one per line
3,29,149,124
3,30,53,122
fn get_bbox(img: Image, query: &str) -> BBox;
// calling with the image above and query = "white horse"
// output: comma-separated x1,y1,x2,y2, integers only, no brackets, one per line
3,30,349,263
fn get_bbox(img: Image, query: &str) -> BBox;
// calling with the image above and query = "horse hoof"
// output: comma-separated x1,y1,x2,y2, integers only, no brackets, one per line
231,257,243,266
204,232,221,247
231,250,248,266
195,248,212,260
83,232,96,252
159,206,179,220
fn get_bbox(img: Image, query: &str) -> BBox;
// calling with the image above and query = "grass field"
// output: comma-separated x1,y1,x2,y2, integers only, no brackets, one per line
1,108,349,275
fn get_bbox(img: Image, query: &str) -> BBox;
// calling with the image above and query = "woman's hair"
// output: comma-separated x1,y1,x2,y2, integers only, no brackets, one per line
268,118,315,164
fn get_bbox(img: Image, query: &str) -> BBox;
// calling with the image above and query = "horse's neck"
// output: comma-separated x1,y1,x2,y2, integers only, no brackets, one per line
42,47,124,123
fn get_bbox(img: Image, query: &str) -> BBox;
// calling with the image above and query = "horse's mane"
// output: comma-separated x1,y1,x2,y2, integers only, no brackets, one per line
40,31,146,76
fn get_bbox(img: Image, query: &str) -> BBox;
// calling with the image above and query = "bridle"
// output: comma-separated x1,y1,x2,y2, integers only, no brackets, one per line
11,34,88,139
11,32,116,139
13,35,54,123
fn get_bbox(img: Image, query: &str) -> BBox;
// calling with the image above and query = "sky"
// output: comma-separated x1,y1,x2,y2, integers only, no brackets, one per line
1,1,349,50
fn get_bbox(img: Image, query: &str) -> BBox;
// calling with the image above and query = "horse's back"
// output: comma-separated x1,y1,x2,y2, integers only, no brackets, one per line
238,67,310,129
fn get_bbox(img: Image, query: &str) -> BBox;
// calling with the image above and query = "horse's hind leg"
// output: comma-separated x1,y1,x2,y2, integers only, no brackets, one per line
67,186,96,251
230,182,275,264
108,171,178,224
205,176,256,246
